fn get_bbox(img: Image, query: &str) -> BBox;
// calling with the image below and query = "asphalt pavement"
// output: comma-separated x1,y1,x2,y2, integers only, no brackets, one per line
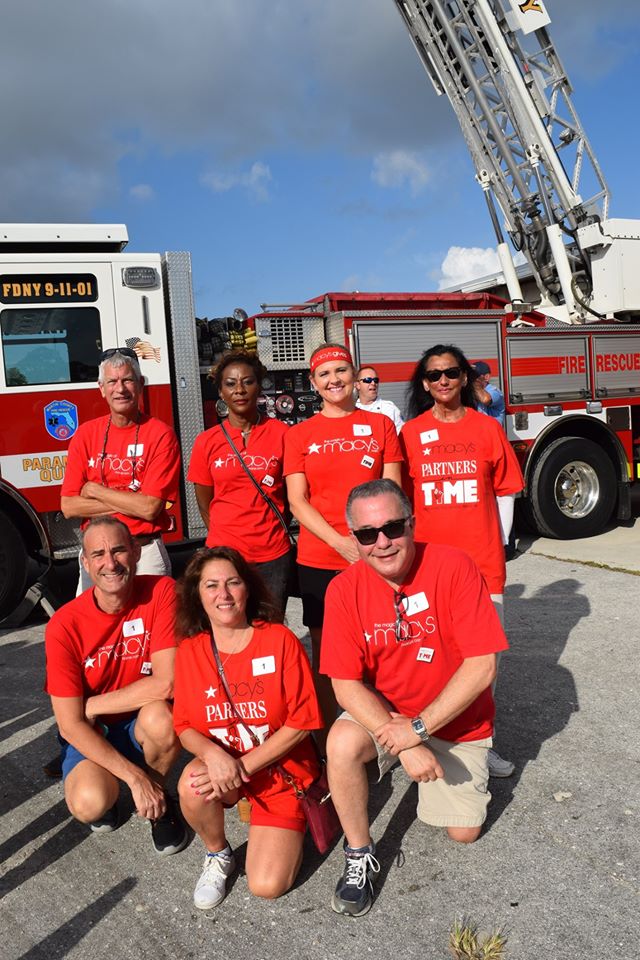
1,525,639,960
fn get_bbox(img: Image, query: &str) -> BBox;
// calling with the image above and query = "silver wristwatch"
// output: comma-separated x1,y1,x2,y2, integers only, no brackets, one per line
411,716,430,744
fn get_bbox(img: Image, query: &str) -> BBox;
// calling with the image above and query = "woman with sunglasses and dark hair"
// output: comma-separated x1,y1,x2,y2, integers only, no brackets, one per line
400,344,523,778
173,546,322,909
188,349,292,615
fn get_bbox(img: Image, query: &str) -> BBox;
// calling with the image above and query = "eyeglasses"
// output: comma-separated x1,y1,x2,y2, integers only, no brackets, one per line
351,516,412,546
100,347,138,362
394,591,407,642
423,366,462,383
357,377,379,384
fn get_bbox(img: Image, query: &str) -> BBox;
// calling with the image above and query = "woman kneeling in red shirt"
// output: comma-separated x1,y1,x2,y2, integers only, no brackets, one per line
174,547,322,909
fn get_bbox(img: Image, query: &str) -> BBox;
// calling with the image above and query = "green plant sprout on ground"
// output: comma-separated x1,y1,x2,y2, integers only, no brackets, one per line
449,917,508,959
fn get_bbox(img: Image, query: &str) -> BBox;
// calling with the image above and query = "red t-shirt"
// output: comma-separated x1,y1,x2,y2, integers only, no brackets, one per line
45,575,177,724
400,409,523,593
61,414,180,536
187,418,290,562
284,409,403,569
320,543,507,742
173,622,322,791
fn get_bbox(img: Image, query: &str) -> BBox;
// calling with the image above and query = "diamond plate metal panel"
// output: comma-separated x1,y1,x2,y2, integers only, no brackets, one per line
162,252,206,540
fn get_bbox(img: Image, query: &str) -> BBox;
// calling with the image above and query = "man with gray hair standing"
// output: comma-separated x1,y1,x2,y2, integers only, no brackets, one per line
321,478,507,918
61,347,180,591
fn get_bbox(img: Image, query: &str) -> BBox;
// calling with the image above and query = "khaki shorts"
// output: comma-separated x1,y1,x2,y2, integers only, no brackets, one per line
338,708,492,829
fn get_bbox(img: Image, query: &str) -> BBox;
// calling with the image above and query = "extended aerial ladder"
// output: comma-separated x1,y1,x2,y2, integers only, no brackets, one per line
392,0,640,323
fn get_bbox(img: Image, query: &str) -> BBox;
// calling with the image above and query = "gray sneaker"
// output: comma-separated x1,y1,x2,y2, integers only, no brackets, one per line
90,803,119,834
488,748,515,778
332,844,380,917
194,848,236,910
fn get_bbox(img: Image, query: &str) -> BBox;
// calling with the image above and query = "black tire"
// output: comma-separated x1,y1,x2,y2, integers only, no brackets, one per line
528,436,617,539
0,511,28,620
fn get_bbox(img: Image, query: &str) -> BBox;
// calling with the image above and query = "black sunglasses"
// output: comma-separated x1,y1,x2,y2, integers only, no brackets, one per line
100,347,138,362
423,366,462,383
357,376,379,384
351,516,412,546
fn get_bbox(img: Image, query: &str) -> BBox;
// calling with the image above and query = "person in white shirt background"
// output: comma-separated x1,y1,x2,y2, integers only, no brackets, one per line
354,366,404,434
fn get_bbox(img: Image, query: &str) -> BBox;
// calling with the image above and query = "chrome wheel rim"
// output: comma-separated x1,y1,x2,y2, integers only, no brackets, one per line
553,460,600,519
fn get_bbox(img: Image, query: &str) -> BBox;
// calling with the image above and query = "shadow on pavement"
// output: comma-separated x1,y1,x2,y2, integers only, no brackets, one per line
484,577,588,830
14,877,137,960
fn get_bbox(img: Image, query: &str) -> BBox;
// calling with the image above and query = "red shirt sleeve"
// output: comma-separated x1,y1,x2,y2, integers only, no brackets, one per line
320,571,366,680
489,421,524,496
172,637,195,737
280,627,323,730
381,414,403,464
283,420,306,477
60,423,93,497
45,613,85,698
148,577,178,654
139,422,181,504
187,429,215,487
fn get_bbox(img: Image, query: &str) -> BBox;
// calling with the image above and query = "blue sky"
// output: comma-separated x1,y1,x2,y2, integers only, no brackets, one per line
1,1,639,318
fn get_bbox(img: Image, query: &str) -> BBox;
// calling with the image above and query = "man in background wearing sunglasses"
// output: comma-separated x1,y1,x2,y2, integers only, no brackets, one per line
320,478,507,918
61,348,180,592
354,365,404,433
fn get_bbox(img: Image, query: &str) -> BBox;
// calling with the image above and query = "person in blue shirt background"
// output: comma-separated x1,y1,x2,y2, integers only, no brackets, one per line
474,361,505,426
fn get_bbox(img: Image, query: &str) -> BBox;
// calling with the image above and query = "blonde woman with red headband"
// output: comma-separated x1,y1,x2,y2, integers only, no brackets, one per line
284,344,403,742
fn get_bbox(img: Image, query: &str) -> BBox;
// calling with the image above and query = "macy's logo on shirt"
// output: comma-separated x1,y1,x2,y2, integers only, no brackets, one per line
364,614,437,647
308,438,380,455
213,453,279,471
87,453,146,476
84,631,150,670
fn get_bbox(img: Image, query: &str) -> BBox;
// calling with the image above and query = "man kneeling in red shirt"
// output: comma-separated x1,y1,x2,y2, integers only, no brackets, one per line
44,517,187,855
321,479,507,917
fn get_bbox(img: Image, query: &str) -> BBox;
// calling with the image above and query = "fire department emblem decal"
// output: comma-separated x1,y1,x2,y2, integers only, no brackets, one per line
44,400,79,441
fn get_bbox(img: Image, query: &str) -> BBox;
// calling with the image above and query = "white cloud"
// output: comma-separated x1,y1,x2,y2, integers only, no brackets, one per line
201,161,272,202
129,184,154,201
438,245,527,290
371,151,431,196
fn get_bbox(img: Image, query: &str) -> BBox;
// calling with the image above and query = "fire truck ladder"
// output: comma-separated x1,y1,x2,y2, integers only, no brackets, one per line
392,0,610,320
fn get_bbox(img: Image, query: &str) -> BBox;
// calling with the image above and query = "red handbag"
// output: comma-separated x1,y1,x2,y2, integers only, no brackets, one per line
287,762,342,854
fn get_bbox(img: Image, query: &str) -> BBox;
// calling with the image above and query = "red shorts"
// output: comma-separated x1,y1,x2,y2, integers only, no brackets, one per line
242,767,308,832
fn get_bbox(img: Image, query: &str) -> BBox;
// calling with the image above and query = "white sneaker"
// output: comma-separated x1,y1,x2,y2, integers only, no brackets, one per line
488,748,515,778
194,848,235,910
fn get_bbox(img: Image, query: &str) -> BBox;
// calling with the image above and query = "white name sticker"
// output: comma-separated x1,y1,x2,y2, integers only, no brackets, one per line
252,655,276,676
353,424,372,436
416,647,434,663
402,591,429,616
127,444,144,457
420,429,439,444
140,661,152,675
123,618,144,637
361,455,375,469
261,474,275,487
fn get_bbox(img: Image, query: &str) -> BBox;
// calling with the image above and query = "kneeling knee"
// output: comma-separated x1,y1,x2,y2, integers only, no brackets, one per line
247,873,292,900
447,825,481,844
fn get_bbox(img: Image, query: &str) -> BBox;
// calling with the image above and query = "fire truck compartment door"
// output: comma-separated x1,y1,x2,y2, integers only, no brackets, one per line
111,257,171,387
507,336,589,402
350,320,501,411
593,336,640,399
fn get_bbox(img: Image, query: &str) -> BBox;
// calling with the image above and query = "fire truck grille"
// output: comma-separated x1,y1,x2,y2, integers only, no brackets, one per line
269,317,307,364
254,315,325,369
42,512,81,558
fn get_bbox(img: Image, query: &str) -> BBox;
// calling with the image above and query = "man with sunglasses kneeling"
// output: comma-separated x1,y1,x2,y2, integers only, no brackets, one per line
61,348,180,593
321,478,507,918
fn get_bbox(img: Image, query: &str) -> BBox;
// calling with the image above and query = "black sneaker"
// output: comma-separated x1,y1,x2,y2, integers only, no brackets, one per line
151,796,188,856
331,843,380,917
90,802,119,834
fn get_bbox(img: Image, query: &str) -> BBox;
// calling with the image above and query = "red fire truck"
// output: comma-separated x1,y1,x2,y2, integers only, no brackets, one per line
1,225,639,623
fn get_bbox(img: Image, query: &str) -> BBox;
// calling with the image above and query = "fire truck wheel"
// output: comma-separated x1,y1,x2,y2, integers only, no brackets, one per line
529,436,616,539
0,512,28,620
